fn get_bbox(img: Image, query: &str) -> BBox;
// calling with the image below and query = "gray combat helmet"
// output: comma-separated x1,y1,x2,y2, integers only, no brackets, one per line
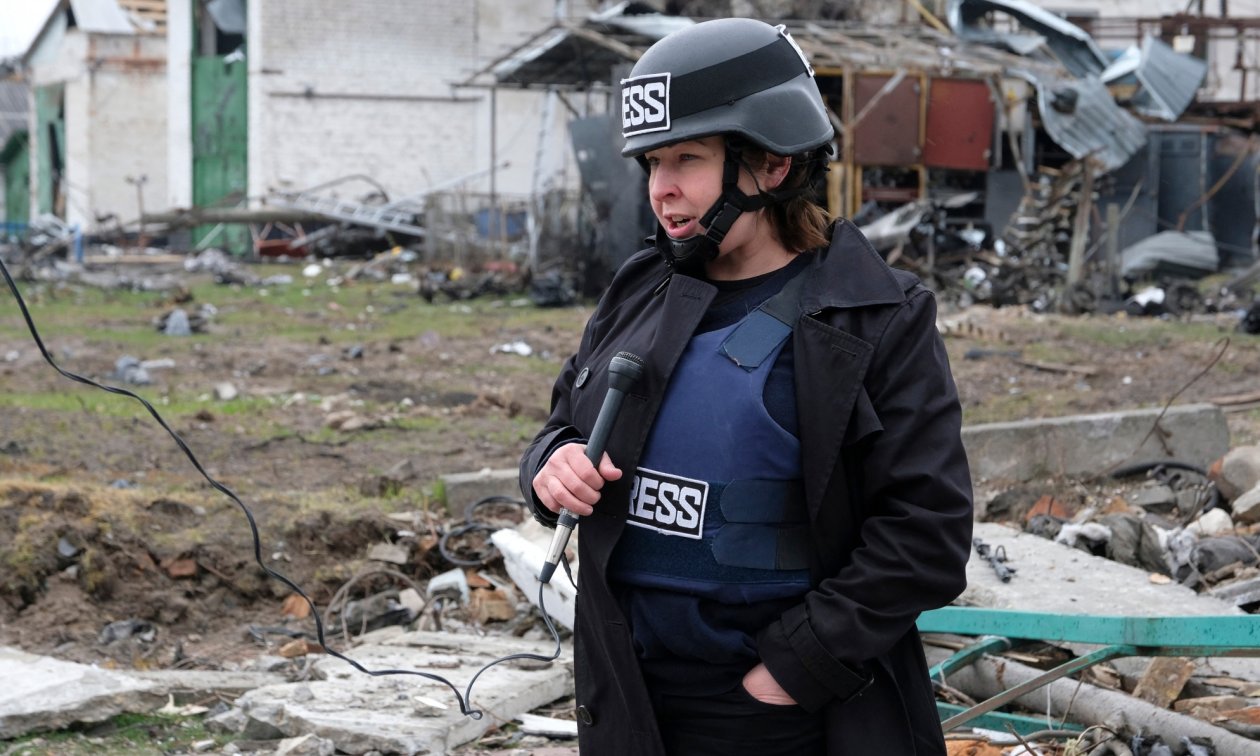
620,18,833,158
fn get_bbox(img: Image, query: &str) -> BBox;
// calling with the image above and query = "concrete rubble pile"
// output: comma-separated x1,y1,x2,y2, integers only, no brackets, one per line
978,443,1260,614
3,410,1260,752
862,159,1260,333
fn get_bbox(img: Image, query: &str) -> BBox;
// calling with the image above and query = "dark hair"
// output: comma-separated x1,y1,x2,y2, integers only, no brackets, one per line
734,141,832,252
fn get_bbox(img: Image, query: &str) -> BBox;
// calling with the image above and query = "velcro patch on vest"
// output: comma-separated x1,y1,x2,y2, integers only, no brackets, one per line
628,467,707,539
621,73,671,136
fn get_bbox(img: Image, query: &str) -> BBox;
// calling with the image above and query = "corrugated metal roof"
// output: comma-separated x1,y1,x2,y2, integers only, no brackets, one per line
786,21,1050,78
68,0,136,34
475,16,1057,90
947,0,1109,78
1027,73,1147,171
487,21,643,88
1131,35,1208,122
476,4,693,90
24,0,138,61
941,0,1147,169
473,12,1146,172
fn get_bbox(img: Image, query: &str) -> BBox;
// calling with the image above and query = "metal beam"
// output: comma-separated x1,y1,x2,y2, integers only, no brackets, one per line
919,607,1260,650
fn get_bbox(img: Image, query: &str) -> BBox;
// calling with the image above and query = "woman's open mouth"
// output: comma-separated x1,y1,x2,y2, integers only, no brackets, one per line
664,214,698,238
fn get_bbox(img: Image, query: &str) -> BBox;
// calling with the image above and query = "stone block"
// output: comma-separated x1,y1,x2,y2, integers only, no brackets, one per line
963,403,1229,483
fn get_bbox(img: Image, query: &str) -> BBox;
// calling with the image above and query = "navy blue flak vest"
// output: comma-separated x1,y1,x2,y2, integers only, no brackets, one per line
609,271,811,668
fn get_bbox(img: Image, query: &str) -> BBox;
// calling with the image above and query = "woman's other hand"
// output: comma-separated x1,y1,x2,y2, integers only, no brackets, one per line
742,663,797,705
532,442,623,516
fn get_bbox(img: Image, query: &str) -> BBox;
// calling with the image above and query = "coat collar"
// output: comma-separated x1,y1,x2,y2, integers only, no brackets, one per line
798,219,909,313
650,217,911,312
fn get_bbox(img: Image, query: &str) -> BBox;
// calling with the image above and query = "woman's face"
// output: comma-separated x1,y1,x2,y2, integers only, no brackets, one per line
644,136,727,243
643,136,791,278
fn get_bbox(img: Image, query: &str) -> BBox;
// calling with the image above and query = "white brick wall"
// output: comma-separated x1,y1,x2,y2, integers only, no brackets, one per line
28,30,167,231
85,35,168,230
249,0,570,202
165,0,193,209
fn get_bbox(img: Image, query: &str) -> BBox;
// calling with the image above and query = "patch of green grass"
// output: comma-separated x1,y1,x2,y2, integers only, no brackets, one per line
1054,317,1227,348
391,415,448,433
483,415,546,446
962,389,1043,426
4,712,232,756
0,284,175,338
0,390,277,420
185,273,587,344
1018,341,1081,365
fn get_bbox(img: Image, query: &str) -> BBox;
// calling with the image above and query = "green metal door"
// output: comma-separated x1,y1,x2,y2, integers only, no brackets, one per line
34,85,64,217
191,52,248,253
2,131,30,225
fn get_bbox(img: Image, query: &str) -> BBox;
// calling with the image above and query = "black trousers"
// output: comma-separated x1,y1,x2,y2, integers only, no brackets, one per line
653,684,825,756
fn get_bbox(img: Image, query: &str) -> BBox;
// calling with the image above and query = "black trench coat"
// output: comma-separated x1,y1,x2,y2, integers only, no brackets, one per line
519,220,974,755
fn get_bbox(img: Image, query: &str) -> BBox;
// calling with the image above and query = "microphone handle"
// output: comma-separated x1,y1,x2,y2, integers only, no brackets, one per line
584,389,626,466
538,387,628,584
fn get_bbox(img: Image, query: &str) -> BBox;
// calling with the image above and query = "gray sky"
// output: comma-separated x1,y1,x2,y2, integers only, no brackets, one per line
0,0,60,59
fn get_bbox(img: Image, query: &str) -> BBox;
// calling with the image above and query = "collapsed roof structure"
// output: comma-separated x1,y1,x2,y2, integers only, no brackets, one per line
469,1,1255,309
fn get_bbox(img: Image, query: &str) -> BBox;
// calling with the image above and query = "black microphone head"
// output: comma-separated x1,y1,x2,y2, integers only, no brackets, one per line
608,351,645,392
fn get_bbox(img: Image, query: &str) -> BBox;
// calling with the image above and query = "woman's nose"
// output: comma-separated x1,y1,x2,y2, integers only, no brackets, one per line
649,169,677,202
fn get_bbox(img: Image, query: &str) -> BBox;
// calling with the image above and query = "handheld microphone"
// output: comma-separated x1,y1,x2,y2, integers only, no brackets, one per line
538,351,645,584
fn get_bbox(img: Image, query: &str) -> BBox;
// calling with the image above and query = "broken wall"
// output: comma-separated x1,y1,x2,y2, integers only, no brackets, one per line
27,30,167,232
83,34,167,231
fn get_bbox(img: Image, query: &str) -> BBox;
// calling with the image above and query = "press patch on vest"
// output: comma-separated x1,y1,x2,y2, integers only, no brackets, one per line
628,467,707,539
621,73,671,136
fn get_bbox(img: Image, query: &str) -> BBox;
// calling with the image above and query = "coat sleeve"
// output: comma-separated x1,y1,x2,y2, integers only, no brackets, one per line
518,279,625,526
518,249,662,526
519,326,590,527
758,286,974,711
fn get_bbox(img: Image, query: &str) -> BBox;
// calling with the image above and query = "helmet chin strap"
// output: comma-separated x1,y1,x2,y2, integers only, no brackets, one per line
655,142,771,275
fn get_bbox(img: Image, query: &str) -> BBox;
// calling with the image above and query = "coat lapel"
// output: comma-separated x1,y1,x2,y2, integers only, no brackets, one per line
795,315,874,523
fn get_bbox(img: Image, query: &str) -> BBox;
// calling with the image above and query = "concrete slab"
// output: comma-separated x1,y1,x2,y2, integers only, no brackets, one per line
492,520,577,631
0,646,161,739
962,402,1229,483
440,468,523,517
962,523,1237,616
130,669,288,700
0,649,290,739
233,629,573,756
960,523,1260,681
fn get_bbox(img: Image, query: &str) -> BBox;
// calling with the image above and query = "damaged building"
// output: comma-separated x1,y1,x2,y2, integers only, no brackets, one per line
17,0,169,238
0,67,28,229
162,0,578,256
0,0,1257,309
474,0,1260,308
1,0,589,260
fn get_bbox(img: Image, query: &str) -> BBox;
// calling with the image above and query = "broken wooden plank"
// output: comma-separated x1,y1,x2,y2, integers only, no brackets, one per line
1014,358,1099,376
1211,389,1260,413
1133,657,1196,708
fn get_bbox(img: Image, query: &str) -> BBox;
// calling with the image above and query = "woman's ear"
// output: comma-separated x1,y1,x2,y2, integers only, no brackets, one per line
762,154,792,190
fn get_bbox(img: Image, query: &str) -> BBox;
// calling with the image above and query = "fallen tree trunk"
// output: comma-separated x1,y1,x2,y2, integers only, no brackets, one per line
142,207,326,227
925,646,1258,751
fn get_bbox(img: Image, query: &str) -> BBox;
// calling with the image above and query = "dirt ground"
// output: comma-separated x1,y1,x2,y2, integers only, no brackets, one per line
2,260,1260,751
